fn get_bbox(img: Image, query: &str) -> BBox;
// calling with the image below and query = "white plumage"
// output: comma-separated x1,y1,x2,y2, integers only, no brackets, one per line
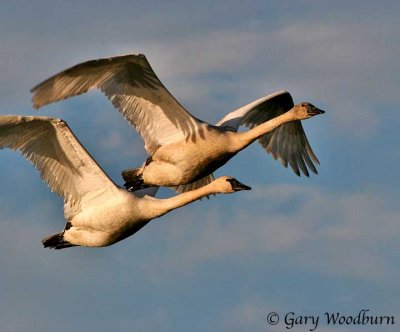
31,53,324,192
0,115,250,249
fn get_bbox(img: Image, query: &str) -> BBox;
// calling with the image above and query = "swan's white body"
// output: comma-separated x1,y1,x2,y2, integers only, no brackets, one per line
0,115,249,249
142,124,237,186
31,54,324,192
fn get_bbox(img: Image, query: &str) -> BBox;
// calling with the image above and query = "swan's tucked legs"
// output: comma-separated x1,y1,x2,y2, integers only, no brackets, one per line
122,168,148,191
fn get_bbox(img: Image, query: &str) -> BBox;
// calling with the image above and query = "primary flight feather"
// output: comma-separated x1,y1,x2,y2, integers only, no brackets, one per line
31,54,324,192
0,115,250,249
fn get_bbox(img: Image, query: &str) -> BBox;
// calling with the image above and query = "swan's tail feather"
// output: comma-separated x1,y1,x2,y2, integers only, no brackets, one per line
42,232,76,250
122,168,150,191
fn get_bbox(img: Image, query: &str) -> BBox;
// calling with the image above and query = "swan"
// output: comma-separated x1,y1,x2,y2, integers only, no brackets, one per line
0,115,250,249
31,53,325,192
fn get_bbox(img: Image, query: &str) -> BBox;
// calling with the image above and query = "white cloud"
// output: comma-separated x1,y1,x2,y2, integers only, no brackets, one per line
0,3,398,331
143,22,399,141
2,15,398,142
139,184,400,282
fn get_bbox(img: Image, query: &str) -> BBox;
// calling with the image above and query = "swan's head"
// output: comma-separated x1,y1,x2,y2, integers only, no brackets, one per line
292,102,325,120
213,176,251,193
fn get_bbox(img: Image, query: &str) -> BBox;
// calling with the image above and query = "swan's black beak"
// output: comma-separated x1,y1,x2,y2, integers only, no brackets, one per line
227,178,252,191
308,106,325,116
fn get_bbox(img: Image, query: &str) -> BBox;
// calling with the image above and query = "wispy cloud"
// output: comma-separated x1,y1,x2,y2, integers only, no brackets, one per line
0,2,398,331
140,184,399,282
2,12,398,140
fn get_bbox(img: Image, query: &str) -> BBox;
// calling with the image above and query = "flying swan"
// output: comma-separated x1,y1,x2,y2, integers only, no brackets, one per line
0,115,250,249
31,53,324,192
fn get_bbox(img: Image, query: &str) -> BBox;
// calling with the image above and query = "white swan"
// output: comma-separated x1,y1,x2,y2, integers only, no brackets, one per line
31,53,324,192
0,115,250,249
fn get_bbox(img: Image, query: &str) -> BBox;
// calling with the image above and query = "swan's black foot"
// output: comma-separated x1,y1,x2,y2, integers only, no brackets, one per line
124,180,151,192
42,232,76,249
122,168,150,191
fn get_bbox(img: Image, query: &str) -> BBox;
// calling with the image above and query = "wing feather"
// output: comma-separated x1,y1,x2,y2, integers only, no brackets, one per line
171,174,215,194
31,54,203,154
0,116,118,212
217,90,319,176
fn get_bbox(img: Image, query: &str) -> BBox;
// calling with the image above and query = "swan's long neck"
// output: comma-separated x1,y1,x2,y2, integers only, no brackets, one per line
233,110,296,151
146,184,219,219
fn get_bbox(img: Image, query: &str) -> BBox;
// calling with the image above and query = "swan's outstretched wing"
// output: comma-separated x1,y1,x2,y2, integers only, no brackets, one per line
171,174,215,194
31,54,203,154
0,116,119,213
216,90,319,176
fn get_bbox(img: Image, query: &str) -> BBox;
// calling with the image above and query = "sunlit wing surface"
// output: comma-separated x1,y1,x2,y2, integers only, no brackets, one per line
0,116,119,215
31,54,203,154
217,90,319,176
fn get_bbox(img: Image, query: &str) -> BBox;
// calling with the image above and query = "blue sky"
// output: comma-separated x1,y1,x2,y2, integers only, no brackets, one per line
0,1,399,331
